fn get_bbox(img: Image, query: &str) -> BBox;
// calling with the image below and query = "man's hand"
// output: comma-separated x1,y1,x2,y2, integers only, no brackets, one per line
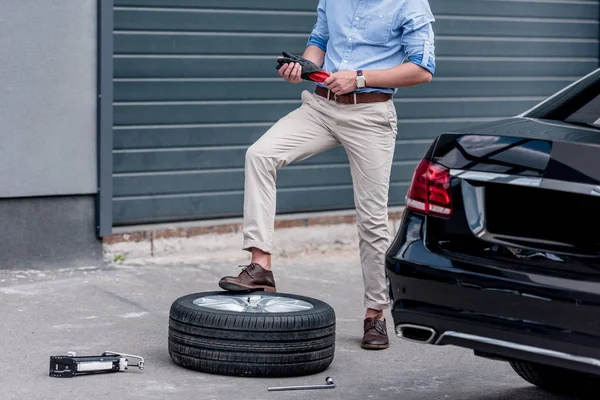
277,60,303,84
324,70,357,95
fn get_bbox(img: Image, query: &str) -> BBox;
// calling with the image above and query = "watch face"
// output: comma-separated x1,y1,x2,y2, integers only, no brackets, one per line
357,76,366,88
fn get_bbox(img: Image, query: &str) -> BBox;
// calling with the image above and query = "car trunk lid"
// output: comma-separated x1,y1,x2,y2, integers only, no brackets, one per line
427,126,600,276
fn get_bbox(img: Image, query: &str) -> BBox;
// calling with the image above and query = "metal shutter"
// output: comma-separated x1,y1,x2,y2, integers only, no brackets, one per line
112,0,599,225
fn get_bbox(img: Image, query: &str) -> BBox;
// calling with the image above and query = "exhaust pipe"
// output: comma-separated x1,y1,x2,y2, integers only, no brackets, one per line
395,324,437,344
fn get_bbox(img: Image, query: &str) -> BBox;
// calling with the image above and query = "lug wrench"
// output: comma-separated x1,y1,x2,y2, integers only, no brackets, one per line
268,377,335,391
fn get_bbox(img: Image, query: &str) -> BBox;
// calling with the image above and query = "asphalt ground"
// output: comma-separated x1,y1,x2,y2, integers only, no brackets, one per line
0,255,588,400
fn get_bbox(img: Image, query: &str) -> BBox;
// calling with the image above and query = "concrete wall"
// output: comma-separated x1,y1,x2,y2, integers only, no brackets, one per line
0,0,102,269
0,196,102,269
0,0,97,197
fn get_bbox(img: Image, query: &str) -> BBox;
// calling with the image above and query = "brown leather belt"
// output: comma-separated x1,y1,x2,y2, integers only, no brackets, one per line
314,85,392,104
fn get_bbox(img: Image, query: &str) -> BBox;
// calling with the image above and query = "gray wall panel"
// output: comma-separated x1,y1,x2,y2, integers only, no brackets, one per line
113,99,540,126
113,184,410,225
436,18,598,39
115,80,315,101
114,124,275,149
115,0,599,20
112,0,600,225
116,0,317,11
113,119,487,150
114,162,417,197
113,141,432,174
114,57,597,78
115,79,573,102
114,33,304,55
115,10,317,33
0,0,97,198
115,33,598,58
430,0,599,19
436,39,597,58
115,11,599,39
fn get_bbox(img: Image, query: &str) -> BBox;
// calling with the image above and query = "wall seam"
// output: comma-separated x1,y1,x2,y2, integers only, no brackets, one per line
97,0,115,237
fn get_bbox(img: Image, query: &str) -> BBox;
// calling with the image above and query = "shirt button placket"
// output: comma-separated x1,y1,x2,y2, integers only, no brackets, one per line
342,12,360,69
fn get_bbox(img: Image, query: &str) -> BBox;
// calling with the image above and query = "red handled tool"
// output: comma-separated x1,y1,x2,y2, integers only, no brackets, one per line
276,51,330,83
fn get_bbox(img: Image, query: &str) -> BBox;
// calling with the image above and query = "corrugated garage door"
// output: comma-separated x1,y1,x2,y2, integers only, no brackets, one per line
112,0,599,226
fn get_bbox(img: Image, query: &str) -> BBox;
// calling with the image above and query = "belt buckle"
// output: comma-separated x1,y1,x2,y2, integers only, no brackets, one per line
327,90,337,103
327,90,357,104
327,89,340,103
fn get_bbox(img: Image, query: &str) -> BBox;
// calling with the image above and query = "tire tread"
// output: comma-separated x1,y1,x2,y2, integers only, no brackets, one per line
168,291,336,377
510,360,600,397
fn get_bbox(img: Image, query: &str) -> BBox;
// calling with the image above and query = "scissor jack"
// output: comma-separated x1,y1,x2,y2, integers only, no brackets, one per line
49,351,144,378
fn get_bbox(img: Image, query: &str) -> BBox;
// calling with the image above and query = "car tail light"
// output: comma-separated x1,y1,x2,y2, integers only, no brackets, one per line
406,158,453,218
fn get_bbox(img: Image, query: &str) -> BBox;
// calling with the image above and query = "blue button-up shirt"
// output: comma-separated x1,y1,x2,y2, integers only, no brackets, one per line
307,0,436,94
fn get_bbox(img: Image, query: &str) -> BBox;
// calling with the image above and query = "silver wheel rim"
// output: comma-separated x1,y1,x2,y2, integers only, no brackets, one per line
193,294,314,313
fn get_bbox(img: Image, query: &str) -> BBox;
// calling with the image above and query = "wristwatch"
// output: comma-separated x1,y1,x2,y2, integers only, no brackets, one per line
356,70,366,89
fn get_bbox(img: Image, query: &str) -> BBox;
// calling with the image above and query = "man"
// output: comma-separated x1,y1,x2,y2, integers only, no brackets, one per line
218,0,436,350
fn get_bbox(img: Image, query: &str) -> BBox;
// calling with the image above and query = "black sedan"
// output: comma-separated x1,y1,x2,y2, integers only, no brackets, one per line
386,68,600,397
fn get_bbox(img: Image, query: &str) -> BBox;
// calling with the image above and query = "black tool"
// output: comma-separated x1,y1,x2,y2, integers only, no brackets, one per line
276,51,330,83
49,351,144,378
268,377,335,391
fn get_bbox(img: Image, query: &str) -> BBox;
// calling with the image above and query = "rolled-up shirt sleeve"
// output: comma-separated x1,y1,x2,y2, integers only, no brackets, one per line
399,3,436,75
306,0,328,52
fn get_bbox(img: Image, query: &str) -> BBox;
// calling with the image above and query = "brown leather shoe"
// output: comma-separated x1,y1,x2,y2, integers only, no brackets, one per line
218,263,276,293
361,317,389,350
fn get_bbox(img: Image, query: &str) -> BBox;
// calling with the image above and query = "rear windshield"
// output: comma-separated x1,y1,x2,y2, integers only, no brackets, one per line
564,93,600,128
526,69,600,130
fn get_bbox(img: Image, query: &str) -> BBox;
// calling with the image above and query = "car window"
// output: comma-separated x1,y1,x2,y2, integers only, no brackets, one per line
523,69,600,129
564,94,600,128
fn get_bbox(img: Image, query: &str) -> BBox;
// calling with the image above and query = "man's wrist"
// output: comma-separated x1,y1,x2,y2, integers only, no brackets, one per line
362,70,379,88
302,45,326,68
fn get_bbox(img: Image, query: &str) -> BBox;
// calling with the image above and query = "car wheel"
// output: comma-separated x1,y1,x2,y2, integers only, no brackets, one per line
168,291,336,377
510,360,600,395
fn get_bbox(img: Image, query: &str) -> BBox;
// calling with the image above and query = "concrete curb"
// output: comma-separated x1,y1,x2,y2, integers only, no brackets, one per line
103,207,405,265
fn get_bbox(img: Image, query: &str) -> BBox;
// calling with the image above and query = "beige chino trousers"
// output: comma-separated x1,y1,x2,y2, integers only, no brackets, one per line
242,90,398,310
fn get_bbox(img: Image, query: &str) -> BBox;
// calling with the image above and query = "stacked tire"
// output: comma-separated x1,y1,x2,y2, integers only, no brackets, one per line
168,291,336,377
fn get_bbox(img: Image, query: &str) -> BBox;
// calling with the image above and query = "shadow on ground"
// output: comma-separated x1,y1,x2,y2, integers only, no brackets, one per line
469,387,591,400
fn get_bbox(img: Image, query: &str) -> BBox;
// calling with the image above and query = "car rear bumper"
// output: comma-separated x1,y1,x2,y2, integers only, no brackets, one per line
391,309,600,377
385,211,600,377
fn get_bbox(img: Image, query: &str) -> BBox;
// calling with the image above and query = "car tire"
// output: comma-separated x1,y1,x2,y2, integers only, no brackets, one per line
510,360,600,395
168,291,336,377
